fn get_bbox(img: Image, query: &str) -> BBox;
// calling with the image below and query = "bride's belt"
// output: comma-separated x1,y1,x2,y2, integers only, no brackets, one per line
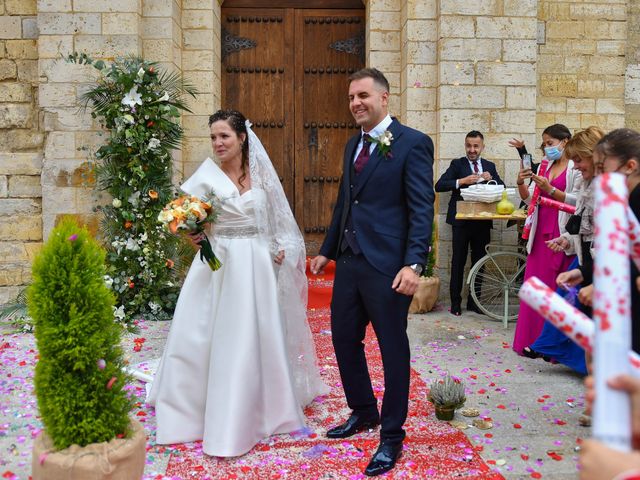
214,225,262,238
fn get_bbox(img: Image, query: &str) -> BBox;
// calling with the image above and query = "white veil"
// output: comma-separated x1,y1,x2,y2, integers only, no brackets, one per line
246,121,329,406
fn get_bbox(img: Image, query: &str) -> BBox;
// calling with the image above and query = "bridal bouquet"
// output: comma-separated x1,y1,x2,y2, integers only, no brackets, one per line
158,195,222,271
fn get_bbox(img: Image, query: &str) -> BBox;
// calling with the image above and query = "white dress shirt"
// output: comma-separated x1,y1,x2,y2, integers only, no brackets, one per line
353,114,393,162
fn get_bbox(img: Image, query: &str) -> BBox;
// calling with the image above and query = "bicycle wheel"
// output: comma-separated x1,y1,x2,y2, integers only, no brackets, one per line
468,251,527,321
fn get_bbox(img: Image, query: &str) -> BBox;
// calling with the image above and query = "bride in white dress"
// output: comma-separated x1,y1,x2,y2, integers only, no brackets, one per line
146,109,328,457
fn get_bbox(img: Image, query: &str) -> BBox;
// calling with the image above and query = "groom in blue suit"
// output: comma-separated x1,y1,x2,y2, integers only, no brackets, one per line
311,68,434,476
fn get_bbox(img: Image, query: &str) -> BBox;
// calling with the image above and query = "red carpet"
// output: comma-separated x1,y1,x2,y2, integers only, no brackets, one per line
164,261,502,479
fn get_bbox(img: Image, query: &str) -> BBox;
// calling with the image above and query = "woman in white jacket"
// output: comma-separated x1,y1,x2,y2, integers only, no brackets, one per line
512,124,582,356
528,127,604,375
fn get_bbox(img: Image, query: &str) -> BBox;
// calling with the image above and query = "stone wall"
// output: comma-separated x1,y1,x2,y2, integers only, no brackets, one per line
537,0,627,136
0,0,41,304
626,0,640,129
417,1,537,299
0,0,638,305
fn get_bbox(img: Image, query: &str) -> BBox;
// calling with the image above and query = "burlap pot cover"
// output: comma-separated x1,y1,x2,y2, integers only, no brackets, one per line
32,417,146,480
408,276,440,314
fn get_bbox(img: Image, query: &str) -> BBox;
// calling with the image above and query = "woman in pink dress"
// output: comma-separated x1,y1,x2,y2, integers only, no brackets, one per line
512,124,581,355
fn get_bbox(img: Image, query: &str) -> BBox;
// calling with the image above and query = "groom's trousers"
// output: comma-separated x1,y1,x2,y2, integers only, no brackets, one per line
330,248,412,444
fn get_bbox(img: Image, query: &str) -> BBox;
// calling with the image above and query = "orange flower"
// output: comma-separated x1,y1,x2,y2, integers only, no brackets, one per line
172,197,186,207
147,120,154,127
149,67,155,73
165,259,174,268
168,219,180,234
148,190,158,200
124,220,133,229
128,280,135,289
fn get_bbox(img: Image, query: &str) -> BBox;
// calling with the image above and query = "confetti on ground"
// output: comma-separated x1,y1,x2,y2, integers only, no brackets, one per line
0,260,587,479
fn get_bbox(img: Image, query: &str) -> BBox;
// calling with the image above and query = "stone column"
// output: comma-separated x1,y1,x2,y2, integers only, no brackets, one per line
400,0,437,133
367,0,402,117
181,0,220,177
38,0,142,238
0,0,42,303
142,0,184,180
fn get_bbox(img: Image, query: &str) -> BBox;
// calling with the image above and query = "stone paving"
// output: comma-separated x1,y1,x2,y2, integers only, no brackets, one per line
0,306,586,479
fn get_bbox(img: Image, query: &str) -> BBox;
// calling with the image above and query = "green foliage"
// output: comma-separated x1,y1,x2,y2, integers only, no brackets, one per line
66,54,198,328
0,287,32,332
28,218,133,450
423,222,437,277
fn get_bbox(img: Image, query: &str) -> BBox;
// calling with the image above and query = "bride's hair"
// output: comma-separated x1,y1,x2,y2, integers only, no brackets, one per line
208,109,250,188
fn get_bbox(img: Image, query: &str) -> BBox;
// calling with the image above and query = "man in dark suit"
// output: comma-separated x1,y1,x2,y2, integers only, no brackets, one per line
310,68,434,477
435,130,504,316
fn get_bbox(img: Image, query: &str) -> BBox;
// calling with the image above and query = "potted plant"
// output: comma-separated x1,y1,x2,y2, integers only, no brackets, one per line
427,374,466,421
409,224,440,313
29,218,145,479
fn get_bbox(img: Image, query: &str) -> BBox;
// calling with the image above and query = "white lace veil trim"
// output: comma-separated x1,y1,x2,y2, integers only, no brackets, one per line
246,120,329,406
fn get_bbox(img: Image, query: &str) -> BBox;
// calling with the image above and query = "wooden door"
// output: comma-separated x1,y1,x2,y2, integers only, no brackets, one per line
221,6,365,254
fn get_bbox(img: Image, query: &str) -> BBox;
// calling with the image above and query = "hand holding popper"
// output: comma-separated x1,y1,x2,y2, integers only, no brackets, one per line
537,196,576,214
518,276,640,375
522,158,548,240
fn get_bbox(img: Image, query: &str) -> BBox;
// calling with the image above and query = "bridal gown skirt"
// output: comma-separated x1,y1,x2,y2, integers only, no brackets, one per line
147,223,305,457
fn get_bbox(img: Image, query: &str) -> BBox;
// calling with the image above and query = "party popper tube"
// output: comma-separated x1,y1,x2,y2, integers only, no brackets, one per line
518,277,640,377
538,196,576,214
522,158,548,240
628,205,640,271
518,276,593,351
593,172,632,452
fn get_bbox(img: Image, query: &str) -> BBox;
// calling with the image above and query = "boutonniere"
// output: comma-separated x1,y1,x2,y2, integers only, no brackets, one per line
371,130,394,158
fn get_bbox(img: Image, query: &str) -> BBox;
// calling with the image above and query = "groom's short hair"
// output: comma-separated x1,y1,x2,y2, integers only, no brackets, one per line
348,68,390,93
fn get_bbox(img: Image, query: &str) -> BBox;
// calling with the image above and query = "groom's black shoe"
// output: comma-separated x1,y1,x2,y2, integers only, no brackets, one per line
364,441,403,476
326,413,380,439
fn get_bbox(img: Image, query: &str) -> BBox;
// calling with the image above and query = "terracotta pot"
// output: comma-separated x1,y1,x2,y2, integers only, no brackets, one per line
409,276,440,314
434,405,455,421
32,417,146,480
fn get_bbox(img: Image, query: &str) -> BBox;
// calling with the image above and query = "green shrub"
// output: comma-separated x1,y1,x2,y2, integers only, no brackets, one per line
424,222,437,277
28,218,133,450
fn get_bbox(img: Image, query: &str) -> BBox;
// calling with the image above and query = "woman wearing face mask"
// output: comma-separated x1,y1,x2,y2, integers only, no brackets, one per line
520,127,604,375
513,124,582,356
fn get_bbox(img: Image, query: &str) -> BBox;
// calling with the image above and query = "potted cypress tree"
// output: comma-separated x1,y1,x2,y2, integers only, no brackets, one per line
29,218,145,480
409,224,440,313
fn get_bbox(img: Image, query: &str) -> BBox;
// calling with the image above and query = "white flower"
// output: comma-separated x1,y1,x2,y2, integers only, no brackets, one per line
139,232,148,241
128,191,141,207
113,305,126,320
158,209,174,223
159,91,169,102
104,275,114,288
142,247,150,255
122,114,135,124
121,86,143,108
378,130,393,146
148,138,161,150
112,198,122,208
137,67,145,79
125,238,140,251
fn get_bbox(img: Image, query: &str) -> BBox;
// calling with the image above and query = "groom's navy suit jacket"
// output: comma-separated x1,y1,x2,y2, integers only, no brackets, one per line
320,118,435,276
